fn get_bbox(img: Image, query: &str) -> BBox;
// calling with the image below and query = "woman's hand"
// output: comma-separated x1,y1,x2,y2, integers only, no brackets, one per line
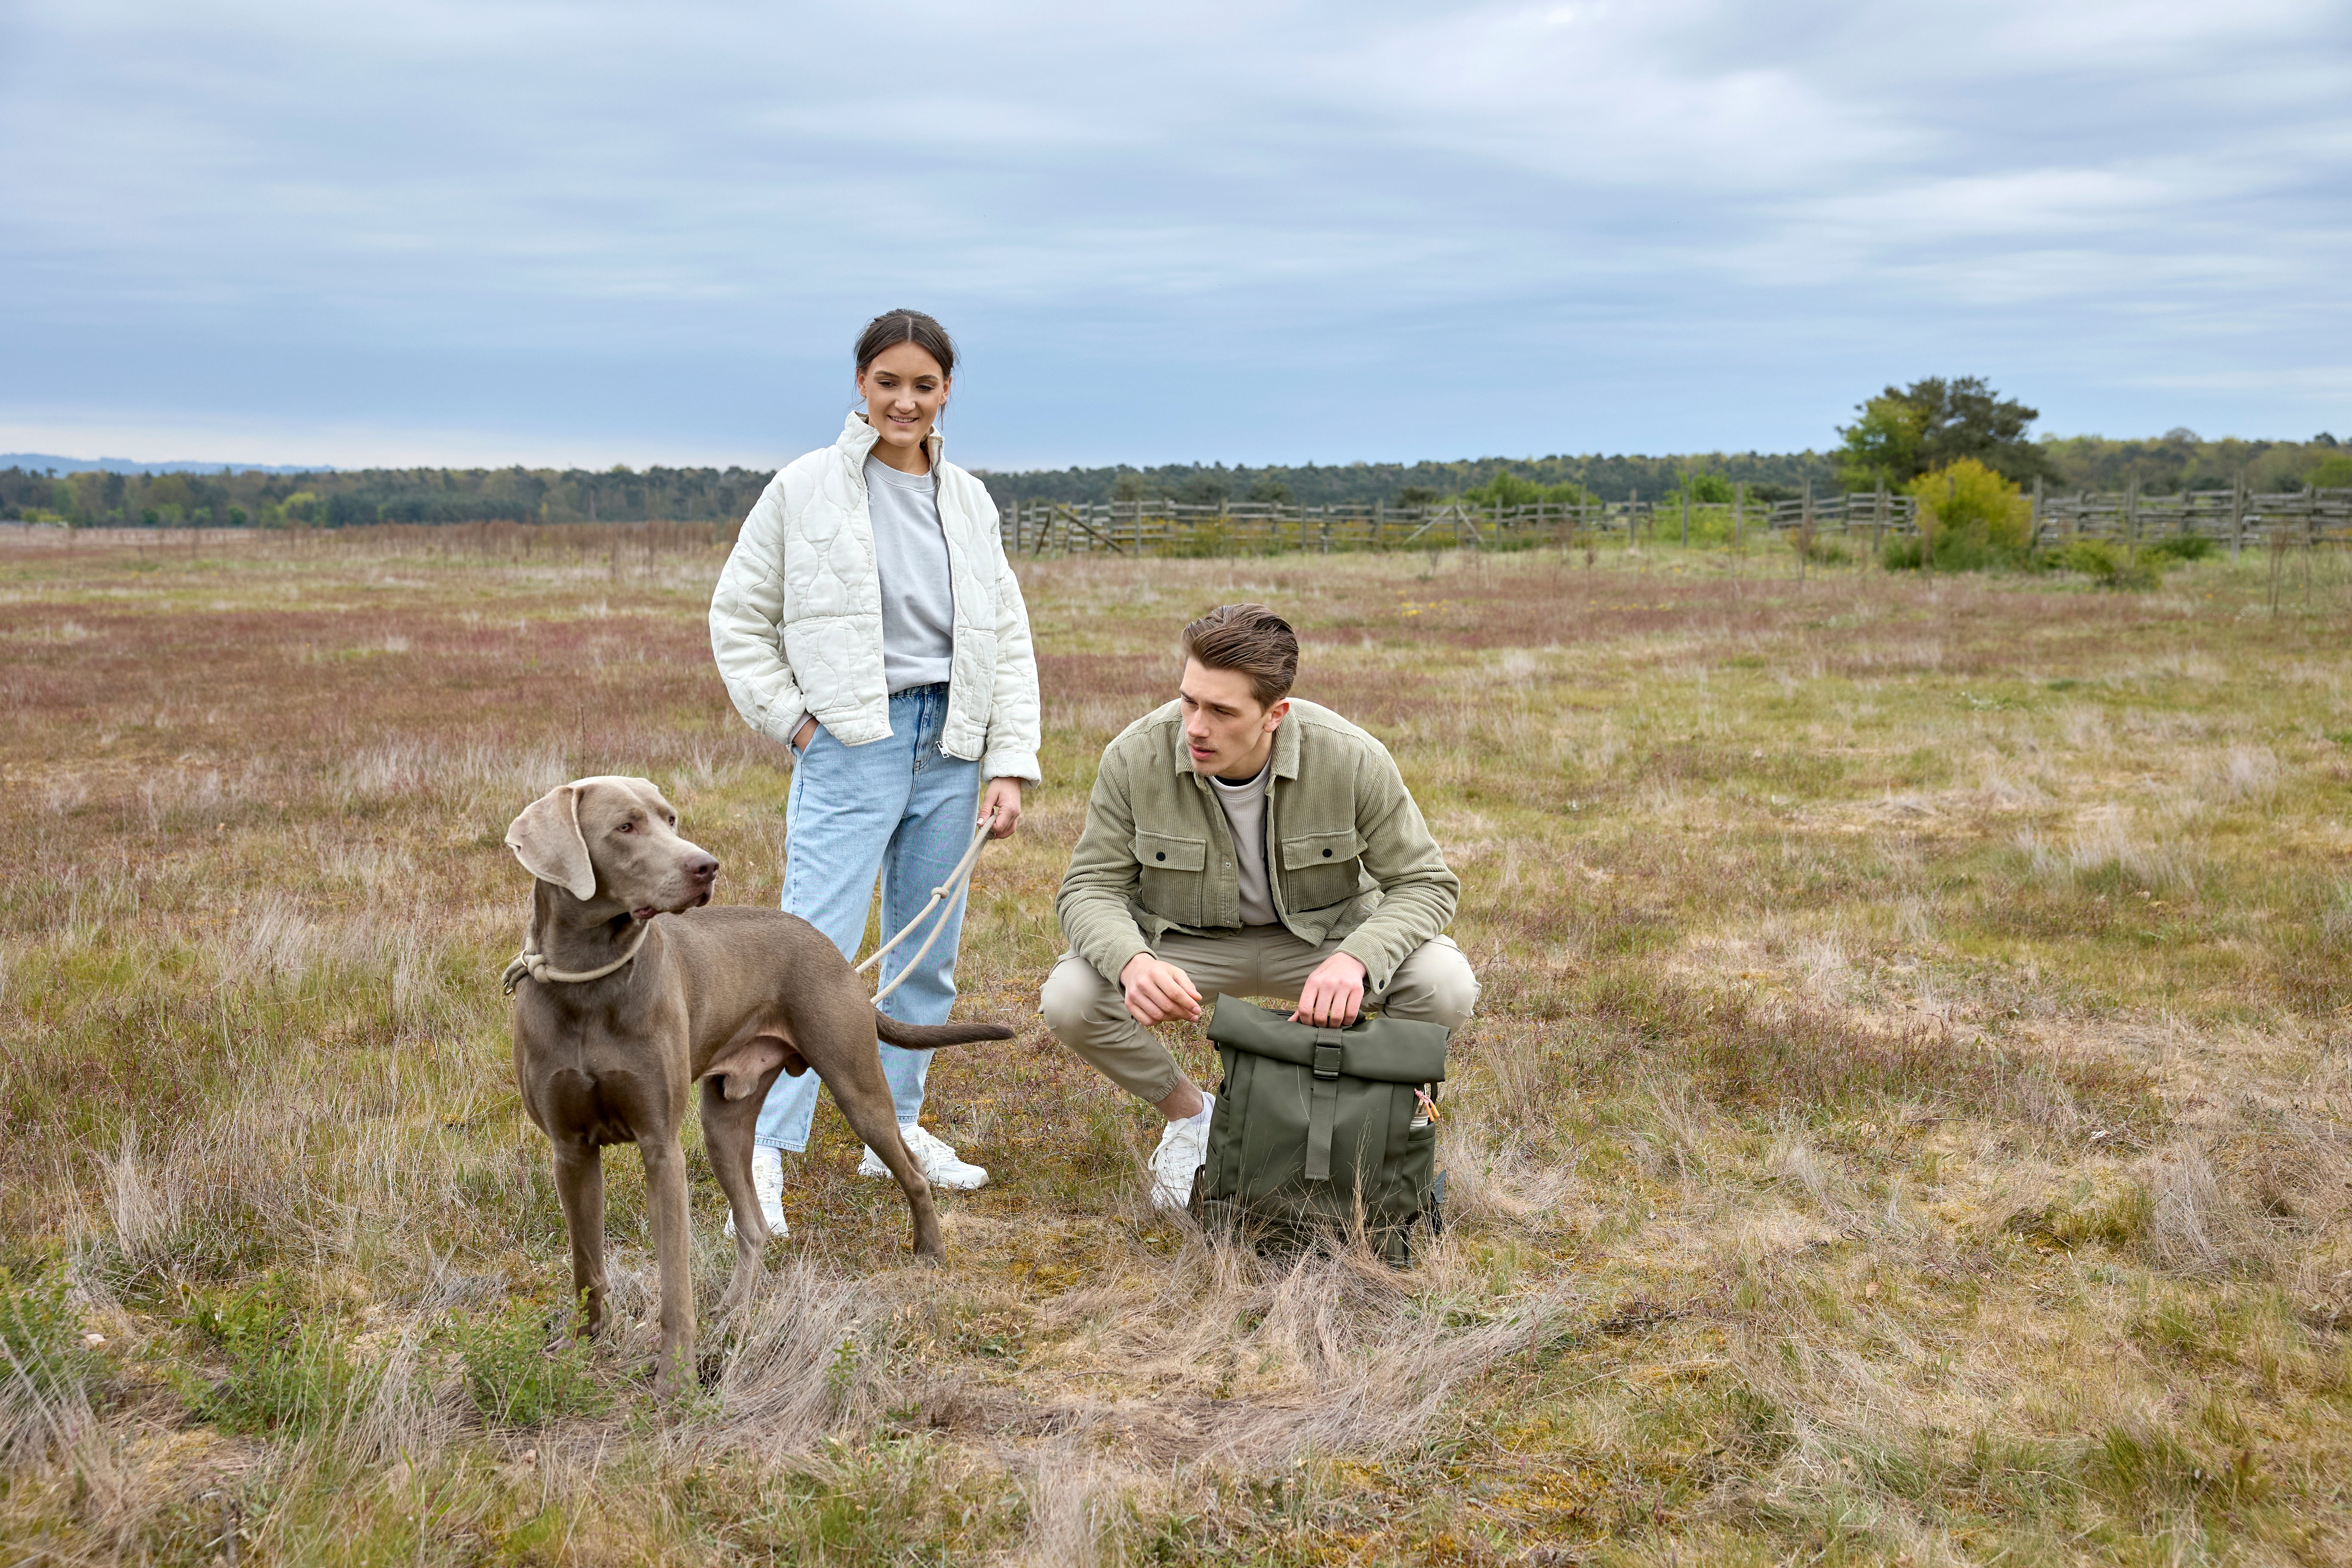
980,777,1023,839
792,716,818,751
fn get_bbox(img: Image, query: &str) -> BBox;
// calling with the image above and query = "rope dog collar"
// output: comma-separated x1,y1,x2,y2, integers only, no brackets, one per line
502,917,653,997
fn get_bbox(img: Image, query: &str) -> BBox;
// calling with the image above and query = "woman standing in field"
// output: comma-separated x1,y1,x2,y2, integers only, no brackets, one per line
710,309,1040,1236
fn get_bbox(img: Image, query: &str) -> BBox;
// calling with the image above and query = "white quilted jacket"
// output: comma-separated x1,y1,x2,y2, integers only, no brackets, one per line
709,413,1042,782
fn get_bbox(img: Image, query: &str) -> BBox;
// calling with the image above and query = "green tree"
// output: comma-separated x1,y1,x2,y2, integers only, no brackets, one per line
1462,473,1593,508
1839,377,2049,489
1175,472,1228,507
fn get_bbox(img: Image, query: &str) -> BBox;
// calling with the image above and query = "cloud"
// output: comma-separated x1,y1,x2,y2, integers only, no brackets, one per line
2,0,2348,466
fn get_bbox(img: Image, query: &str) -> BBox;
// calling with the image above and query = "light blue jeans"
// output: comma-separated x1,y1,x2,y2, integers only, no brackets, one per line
756,683,982,1152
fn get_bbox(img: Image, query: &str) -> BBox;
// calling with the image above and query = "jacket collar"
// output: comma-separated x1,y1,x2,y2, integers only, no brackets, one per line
840,411,944,475
1271,708,1302,780
1174,704,1303,783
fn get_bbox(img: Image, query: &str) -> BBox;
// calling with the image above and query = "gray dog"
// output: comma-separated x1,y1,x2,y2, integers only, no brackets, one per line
503,775,1014,1393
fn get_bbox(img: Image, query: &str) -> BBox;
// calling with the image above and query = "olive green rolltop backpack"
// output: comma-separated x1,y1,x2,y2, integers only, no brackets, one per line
1188,995,1449,1265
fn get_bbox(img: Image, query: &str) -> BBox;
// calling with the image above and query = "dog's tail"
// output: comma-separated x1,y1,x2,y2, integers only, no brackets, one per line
876,1013,1017,1049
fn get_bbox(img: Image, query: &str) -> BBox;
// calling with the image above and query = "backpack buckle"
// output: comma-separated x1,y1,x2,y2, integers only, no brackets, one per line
1311,1038,1344,1080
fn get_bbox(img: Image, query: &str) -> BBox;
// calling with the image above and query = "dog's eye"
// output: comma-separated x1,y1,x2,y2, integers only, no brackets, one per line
616,821,634,833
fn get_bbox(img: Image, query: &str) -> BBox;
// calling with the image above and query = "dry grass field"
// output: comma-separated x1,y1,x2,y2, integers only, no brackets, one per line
3,523,2350,1566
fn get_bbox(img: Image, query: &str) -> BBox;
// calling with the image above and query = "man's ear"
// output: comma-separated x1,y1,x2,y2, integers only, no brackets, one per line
505,784,597,901
1263,697,1292,734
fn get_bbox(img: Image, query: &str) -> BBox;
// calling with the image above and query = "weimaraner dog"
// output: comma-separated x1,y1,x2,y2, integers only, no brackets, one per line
502,775,1013,1393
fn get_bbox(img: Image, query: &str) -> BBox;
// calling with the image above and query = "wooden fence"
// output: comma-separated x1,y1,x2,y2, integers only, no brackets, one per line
998,482,2352,558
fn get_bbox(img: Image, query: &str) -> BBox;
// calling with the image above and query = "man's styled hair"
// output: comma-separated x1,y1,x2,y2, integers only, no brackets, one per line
1179,603,1298,707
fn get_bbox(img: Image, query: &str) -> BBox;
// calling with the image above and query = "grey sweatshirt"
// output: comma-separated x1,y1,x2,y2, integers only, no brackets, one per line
1210,759,1279,926
864,453,956,693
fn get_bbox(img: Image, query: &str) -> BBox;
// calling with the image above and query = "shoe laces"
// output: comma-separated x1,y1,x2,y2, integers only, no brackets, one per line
904,1124,957,1162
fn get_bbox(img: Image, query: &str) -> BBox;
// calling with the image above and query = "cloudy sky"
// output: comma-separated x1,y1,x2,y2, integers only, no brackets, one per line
2,0,2347,471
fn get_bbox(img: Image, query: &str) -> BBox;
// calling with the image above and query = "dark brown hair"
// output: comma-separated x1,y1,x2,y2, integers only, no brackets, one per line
1180,603,1298,707
854,309,957,378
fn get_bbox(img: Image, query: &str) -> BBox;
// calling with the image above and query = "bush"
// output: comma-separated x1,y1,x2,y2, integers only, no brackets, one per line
1462,472,1595,510
1890,458,2032,572
2045,539,2160,590
448,1303,606,1429
181,1276,376,1435
1163,518,1237,558
2142,533,2214,565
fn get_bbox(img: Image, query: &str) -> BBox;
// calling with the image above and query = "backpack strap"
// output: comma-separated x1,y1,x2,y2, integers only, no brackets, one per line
1304,1029,1345,1182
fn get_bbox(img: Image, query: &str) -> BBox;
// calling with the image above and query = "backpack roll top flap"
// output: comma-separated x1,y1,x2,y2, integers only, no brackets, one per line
1203,996,1447,1084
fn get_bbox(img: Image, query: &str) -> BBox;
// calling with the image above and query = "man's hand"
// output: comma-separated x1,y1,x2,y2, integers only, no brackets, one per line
980,777,1023,839
792,716,818,751
1120,952,1202,1026
1290,952,1369,1028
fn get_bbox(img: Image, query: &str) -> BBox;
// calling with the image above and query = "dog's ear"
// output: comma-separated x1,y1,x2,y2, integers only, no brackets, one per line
505,785,597,901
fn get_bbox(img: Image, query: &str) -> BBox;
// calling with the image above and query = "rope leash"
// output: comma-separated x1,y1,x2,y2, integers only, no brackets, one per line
500,809,997,1004
858,808,997,1004
502,919,653,996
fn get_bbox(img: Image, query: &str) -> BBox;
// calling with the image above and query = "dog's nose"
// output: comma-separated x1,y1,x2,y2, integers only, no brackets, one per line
686,853,718,883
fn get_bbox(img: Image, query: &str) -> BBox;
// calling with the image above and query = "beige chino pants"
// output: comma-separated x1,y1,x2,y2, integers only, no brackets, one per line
1039,928,1479,1104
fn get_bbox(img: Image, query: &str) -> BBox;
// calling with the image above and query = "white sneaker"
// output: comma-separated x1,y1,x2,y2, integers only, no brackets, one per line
726,1145,788,1239
1148,1094,1215,1211
860,1123,989,1191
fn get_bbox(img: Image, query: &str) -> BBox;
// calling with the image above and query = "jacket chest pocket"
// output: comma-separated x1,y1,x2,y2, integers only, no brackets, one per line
1279,828,1365,912
1135,830,1210,927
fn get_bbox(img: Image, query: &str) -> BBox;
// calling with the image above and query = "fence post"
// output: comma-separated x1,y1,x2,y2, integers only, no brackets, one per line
2126,477,2138,565
1680,485,1689,548
1801,476,1813,571
2030,475,2043,553
1733,482,1744,554
2230,470,2245,560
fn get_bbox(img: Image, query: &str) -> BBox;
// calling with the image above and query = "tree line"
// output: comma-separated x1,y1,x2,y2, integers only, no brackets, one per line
975,450,1847,510
4,388,2345,527
0,464,772,529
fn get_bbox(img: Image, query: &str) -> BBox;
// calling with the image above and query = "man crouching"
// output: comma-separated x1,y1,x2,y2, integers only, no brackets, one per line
1041,602,1479,1208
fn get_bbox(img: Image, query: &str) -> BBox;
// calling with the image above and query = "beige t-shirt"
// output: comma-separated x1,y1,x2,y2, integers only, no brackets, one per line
1210,760,1278,926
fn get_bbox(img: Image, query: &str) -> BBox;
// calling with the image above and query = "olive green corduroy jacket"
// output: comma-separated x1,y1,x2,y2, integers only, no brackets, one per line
1055,699,1460,991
